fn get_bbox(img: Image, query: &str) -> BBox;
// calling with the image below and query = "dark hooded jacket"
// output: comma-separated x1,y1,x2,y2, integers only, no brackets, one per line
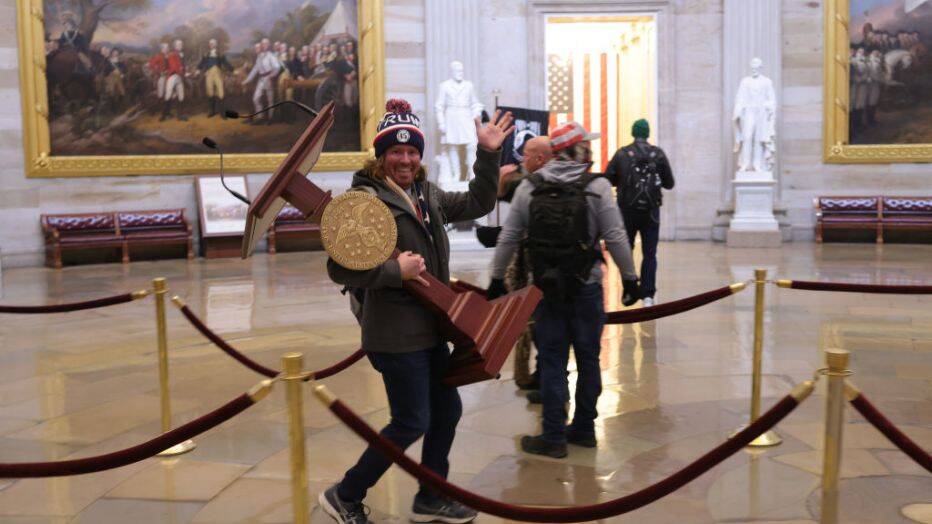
327,147,502,353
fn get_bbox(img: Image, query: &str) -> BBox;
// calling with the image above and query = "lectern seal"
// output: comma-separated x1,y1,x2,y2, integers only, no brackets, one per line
321,191,397,270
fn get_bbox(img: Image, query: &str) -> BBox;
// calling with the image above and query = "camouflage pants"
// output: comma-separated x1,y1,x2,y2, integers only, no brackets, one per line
505,246,535,386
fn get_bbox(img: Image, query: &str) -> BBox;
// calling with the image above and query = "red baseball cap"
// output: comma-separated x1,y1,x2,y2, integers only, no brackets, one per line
549,121,600,152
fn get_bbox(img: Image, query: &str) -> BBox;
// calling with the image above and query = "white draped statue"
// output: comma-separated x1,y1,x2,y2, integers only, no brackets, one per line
733,58,776,173
435,61,483,186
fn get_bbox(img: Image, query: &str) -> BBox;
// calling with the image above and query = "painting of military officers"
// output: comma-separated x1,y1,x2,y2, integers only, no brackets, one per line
42,0,362,156
849,0,932,144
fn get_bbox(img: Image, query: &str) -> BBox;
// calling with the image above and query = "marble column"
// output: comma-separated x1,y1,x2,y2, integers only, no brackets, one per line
717,0,786,244
424,0,481,178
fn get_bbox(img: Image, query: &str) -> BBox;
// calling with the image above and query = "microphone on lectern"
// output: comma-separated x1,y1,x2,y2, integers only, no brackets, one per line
201,137,251,206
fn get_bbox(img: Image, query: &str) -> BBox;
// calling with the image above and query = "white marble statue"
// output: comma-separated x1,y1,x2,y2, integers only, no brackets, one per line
435,60,483,187
733,58,776,173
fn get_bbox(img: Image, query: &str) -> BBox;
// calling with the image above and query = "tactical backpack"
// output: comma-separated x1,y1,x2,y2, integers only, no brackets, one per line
620,146,664,211
526,173,601,302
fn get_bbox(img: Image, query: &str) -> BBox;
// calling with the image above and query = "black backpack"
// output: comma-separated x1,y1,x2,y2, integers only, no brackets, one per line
526,173,601,302
620,146,663,211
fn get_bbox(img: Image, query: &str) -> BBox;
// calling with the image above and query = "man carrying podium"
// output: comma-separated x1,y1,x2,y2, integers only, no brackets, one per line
320,99,514,524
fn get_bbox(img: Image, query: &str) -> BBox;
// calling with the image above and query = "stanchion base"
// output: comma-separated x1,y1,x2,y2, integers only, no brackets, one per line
731,427,783,447
158,439,197,456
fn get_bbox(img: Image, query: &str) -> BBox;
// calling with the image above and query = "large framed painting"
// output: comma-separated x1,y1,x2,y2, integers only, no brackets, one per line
16,0,385,177
825,0,932,162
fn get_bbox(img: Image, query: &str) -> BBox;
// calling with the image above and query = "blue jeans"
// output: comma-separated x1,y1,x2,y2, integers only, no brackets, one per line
337,345,462,503
622,208,661,298
533,283,606,444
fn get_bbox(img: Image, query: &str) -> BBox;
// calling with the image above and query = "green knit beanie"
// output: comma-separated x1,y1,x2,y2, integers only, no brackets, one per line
632,119,650,139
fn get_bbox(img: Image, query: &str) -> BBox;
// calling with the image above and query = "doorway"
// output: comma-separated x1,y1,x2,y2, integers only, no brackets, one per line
544,15,658,172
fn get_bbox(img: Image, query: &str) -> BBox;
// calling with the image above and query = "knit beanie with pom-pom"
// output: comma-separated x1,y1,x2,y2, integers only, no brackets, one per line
373,99,424,158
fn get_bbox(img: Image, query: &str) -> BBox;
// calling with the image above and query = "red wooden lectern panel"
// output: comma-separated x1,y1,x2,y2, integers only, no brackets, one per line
242,103,541,387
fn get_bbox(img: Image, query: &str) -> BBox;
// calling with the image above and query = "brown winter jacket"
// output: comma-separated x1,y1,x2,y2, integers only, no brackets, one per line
327,147,502,353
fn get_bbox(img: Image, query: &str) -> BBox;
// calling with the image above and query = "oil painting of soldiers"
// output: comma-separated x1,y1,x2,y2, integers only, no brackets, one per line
41,0,363,156
849,0,932,144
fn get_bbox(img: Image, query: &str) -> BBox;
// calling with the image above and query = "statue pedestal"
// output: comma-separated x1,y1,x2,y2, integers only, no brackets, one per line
727,170,781,248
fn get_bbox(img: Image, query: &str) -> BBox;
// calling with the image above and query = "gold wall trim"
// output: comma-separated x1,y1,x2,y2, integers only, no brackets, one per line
17,0,385,178
822,0,932,164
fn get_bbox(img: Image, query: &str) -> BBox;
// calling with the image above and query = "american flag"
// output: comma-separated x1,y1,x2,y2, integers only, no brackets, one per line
547,55,573,113
546,52,624,172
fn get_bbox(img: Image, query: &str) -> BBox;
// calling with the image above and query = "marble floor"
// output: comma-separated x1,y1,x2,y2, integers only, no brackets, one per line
0,242,929,523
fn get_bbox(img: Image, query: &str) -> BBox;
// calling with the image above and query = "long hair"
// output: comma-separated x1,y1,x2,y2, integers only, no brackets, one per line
554,142,592,164
363,156,428,183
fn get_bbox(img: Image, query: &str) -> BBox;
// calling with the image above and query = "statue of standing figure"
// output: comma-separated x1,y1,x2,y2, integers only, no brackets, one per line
733,58,776,172
435,60,484,187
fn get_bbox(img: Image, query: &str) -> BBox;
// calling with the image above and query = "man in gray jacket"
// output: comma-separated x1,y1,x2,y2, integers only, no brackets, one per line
488,121,638,458
320,99,513,524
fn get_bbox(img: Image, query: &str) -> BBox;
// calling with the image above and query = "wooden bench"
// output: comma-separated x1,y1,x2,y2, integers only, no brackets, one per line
42,212,124,269
267,204,322,254
42,210,194,268
814,196,932,243
881,196,932,240
117,209,194,263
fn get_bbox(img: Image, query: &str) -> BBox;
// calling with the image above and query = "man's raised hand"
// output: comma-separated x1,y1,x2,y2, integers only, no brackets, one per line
475,110,515,152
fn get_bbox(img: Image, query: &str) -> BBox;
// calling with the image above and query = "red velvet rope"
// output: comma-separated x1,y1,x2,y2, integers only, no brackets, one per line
849,392,932,473
177,304,365,380
310,349,366,380
785,280,932,294
177,304,279,377
0,393,254,478
0,292,138,314
452,279,738,325
326,394,799,522
606,285,735,324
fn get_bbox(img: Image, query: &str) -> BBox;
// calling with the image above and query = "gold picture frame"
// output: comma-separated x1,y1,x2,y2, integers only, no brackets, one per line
823,0,932,163
16,0,385,178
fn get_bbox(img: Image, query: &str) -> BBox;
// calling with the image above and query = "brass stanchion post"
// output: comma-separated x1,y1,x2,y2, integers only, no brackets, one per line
283,353,310,524
734,268,782,447
820,348,850,524
154,277,196,456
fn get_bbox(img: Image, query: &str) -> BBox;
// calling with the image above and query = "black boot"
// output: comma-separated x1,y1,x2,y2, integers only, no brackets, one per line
159,100,171,121
208,97,216,118
176,102,188,121
219,99,227,119
520,435,567,458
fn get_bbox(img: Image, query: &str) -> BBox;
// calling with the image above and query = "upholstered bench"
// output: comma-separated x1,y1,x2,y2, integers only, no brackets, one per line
116,209,194,263
814,196,882,243
267,204,321,254
41,213,124,268
881,197,932,240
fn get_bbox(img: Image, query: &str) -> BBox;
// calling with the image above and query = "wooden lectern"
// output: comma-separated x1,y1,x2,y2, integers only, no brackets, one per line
242,102,541,387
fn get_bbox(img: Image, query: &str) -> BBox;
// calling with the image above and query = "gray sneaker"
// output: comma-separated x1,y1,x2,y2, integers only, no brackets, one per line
319,485,372,524
410,496,477,523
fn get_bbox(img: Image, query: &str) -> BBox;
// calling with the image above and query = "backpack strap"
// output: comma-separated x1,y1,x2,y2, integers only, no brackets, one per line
575,173,602,198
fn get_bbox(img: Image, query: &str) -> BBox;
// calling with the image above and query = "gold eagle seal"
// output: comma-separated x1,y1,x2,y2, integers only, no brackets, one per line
321,191,397,270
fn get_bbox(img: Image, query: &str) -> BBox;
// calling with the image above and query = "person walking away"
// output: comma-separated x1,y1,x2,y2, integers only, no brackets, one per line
494,135,553,391
605,119,674,307
488,121,640,458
